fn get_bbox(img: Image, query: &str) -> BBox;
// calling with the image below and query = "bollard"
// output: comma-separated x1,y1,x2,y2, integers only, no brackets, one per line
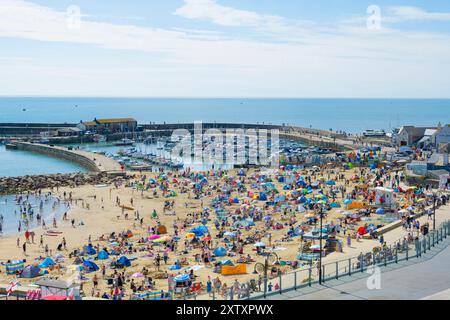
348,259,352,276
294,271,297,291
336,262,339,280
279,274,282,294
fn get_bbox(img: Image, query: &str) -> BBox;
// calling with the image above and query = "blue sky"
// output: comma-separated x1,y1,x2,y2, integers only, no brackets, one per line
0,0,450,97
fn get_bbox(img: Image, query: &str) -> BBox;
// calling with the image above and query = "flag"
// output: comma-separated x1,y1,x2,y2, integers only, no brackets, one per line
7,281,19,296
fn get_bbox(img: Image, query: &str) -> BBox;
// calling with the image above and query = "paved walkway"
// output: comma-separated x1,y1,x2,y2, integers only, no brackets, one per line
264,238,450,300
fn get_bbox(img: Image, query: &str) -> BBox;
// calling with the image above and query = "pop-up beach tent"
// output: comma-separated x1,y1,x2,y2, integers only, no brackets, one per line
85,244,97,255
38,257,55,268
97,250,110,260
83,260,99,272
20,265,41,278
117,256,131,268
213,247,227,257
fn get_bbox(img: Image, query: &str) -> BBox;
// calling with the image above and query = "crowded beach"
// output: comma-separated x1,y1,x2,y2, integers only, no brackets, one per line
0,144,449,301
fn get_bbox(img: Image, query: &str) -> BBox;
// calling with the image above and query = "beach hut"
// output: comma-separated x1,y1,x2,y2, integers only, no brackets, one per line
36,279,80,300
20,265,41,278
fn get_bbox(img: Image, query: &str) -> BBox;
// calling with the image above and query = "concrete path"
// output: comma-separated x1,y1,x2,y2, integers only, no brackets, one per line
264,238,450,300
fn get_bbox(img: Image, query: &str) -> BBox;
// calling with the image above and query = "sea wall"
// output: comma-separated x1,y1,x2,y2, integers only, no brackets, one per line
14,142,99,171
0,172,125,195
12,141,122,173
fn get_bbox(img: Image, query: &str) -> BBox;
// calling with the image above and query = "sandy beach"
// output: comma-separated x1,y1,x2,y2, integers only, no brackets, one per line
1,163,448,300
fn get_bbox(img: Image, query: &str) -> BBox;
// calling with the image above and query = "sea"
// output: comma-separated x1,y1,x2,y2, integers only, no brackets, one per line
0,97,449,178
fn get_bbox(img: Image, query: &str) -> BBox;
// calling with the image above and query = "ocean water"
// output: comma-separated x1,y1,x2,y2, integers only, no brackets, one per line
0,194,69,236
0,98,449,178
0,98,449,133
0,144,86,178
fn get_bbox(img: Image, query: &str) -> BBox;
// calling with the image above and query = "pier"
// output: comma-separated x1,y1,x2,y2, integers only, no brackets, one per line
11,141,122,174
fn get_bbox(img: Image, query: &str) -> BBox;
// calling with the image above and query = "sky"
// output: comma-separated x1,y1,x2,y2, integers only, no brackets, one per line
0,0,450,98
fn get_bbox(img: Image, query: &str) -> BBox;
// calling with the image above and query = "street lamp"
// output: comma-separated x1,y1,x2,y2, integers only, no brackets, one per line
432,192,437,231
318,205,324,285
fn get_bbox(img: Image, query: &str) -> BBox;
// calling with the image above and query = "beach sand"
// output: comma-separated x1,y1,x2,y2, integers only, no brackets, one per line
0,167,448,299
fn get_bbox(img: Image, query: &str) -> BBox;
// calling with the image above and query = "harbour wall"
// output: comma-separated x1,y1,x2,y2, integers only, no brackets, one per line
12,141,122,173
1,122,356,151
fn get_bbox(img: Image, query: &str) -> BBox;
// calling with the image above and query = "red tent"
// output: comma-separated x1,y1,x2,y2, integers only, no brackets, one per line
357,227,367,236
42,295,67,301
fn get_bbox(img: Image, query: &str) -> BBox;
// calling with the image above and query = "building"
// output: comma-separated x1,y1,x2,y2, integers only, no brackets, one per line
396,126,429,146
57,127,82,137
35,279,81,299
433,124,450,152
77,118,137,133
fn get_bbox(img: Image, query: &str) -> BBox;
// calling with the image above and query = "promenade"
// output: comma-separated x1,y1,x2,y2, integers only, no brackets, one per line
265,237,450,300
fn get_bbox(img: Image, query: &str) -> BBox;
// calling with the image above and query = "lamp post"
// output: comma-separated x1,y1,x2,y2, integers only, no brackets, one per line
318,205,324,285
432,192,437,231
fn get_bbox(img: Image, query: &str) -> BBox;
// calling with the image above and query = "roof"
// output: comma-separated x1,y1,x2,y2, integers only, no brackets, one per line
81,118,137,126
424,129,438,136
35,279,79,289
58,127,82,132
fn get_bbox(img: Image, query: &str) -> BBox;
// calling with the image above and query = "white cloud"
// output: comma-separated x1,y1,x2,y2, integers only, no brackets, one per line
0,0,449,97
387,6,450,22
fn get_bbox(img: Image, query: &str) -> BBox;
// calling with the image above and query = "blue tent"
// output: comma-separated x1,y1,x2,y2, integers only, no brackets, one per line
20,265,41,278
213,247,227,257
169,264,181,270
277,177,285,183
326,180,336,186
97,250,109,260
191,225,208,236
259,193,267,201
298,196,307,203
38,257,55,268
83,260,99,272
174,274,190,282
331,202,341,208
219,259,234,266
85,245,97,255
118,256,131,267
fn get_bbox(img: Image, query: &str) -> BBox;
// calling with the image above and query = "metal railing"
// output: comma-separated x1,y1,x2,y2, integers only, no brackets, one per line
180,220,449,300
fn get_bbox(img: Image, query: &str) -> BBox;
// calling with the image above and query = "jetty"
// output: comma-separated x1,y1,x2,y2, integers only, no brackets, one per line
10,141,122,174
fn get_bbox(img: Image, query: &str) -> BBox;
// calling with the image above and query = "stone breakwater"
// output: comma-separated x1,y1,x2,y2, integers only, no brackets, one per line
0,172,126,195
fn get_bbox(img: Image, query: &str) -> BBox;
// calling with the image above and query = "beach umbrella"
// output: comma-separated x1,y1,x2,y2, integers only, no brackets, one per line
343,199,353,205
174,274,190,282
326,180,336,186
330,202,341,208
376,208,385,214
202,236,212,241
149,235,160,240
263,215,272,221
185,233,196,238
